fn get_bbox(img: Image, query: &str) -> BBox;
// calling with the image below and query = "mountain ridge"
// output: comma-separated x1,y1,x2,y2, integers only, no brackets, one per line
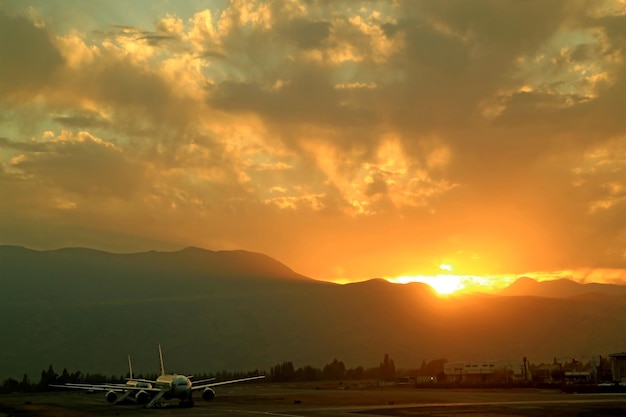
0,244,315,281
1,246,625,380
500,276,626,298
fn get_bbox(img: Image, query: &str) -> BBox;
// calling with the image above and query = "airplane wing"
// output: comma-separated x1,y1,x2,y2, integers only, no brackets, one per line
51,382,163,393
191,377,216,385
191,375,265,391
50,383,125,392
125,377,157,384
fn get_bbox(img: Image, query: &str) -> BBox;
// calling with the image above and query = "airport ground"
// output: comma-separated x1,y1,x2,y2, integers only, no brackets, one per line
1,382,626,417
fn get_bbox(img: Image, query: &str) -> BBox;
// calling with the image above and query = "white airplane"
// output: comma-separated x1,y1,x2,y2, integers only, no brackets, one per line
52,345,265,408
54,355,155,405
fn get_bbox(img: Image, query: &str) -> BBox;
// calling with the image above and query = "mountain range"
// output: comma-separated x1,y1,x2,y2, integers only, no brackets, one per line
1,245,625,380
499,276,626,298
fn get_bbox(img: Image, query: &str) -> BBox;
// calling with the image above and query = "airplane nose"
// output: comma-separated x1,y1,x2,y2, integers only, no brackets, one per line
174,376,191,392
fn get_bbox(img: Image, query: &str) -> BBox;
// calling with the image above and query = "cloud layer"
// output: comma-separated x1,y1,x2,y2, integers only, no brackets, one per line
0,0,624,281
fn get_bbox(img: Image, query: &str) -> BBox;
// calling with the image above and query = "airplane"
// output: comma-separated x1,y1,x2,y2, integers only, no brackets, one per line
52,345,265,408
54,355,155,405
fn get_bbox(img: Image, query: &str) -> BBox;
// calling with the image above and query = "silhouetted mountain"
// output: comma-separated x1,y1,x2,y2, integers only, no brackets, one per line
500,277,626,298
1,246,625,380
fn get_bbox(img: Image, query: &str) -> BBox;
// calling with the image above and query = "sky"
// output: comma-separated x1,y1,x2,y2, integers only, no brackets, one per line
0,0,624,288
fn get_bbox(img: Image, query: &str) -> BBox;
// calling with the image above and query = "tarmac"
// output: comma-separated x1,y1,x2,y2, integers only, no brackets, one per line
2,383,626,417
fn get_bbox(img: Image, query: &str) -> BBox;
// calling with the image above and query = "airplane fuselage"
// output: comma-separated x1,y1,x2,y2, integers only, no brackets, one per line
155,374,192,399
125,380,152,389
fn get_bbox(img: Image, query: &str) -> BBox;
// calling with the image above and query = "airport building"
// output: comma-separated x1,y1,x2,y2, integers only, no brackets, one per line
609,352,626,382
443,360,530,384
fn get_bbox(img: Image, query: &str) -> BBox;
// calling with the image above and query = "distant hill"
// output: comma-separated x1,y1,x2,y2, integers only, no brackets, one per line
1,246,625,381
500,277,626,298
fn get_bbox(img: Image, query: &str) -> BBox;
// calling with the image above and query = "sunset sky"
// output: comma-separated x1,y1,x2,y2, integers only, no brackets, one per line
0,0,624,289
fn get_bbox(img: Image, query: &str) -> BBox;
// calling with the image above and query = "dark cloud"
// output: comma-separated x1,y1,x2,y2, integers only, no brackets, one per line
415,0,566,54
0,13,64,98
137,32,179,46
592,14,626,50
52,111,112,129
278,18,331,49
394,20,471,77
365,173,388,197
0,136,48,152
208,67,377,130
198,49,227,59
64,53,201,142
93,25,142,38
11,132,144,199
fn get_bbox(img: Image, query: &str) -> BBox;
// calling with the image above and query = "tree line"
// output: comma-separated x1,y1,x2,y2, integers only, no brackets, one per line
4,355,609,393
266,353,396,382
0,354,403,394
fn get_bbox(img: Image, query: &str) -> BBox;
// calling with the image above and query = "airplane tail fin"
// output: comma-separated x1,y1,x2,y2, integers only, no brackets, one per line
128,355,134,379
158,344,165,376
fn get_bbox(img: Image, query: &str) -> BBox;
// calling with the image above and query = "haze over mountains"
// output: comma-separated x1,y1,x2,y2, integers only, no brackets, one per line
1,246,625,381
500,277,626,298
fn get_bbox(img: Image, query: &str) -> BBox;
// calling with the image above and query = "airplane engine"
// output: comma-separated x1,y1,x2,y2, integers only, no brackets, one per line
105,390,118,403
135,390,150,404
201,387,215,401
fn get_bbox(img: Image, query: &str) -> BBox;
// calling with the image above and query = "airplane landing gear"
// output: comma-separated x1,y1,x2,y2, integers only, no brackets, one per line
179,399,194,408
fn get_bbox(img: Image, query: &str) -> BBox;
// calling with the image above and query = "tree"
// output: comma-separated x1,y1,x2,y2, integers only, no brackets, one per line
58,368,70,384
346,366,364,380
379,354,396,381
419,358,447,376
295,365,319,381
270,361,295,382
1,377,19,393
70,370,82,383
322,359,346,380
37,365,58,391
19,374,31,392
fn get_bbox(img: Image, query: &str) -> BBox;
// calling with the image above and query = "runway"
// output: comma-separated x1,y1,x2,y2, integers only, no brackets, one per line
2,384,625,416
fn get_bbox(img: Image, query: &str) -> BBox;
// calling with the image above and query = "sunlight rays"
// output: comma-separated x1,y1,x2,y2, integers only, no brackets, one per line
387,273,517,295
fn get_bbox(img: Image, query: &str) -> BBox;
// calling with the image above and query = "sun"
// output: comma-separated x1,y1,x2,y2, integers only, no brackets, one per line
390,264,467,295
391,274,465,295
430,264,464,295
429,275,464,295
387,263,518,295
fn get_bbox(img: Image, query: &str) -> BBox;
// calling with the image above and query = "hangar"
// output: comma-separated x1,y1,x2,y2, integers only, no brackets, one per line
443,360,530,384
609,352,626,382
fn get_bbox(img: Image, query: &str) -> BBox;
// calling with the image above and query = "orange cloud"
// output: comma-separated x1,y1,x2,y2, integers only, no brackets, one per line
0,1,624,282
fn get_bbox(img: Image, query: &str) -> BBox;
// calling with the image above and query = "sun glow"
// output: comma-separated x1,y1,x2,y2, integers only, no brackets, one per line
387,266,517,295
439,263,453,271
392,274,465,295
388,264,464,295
